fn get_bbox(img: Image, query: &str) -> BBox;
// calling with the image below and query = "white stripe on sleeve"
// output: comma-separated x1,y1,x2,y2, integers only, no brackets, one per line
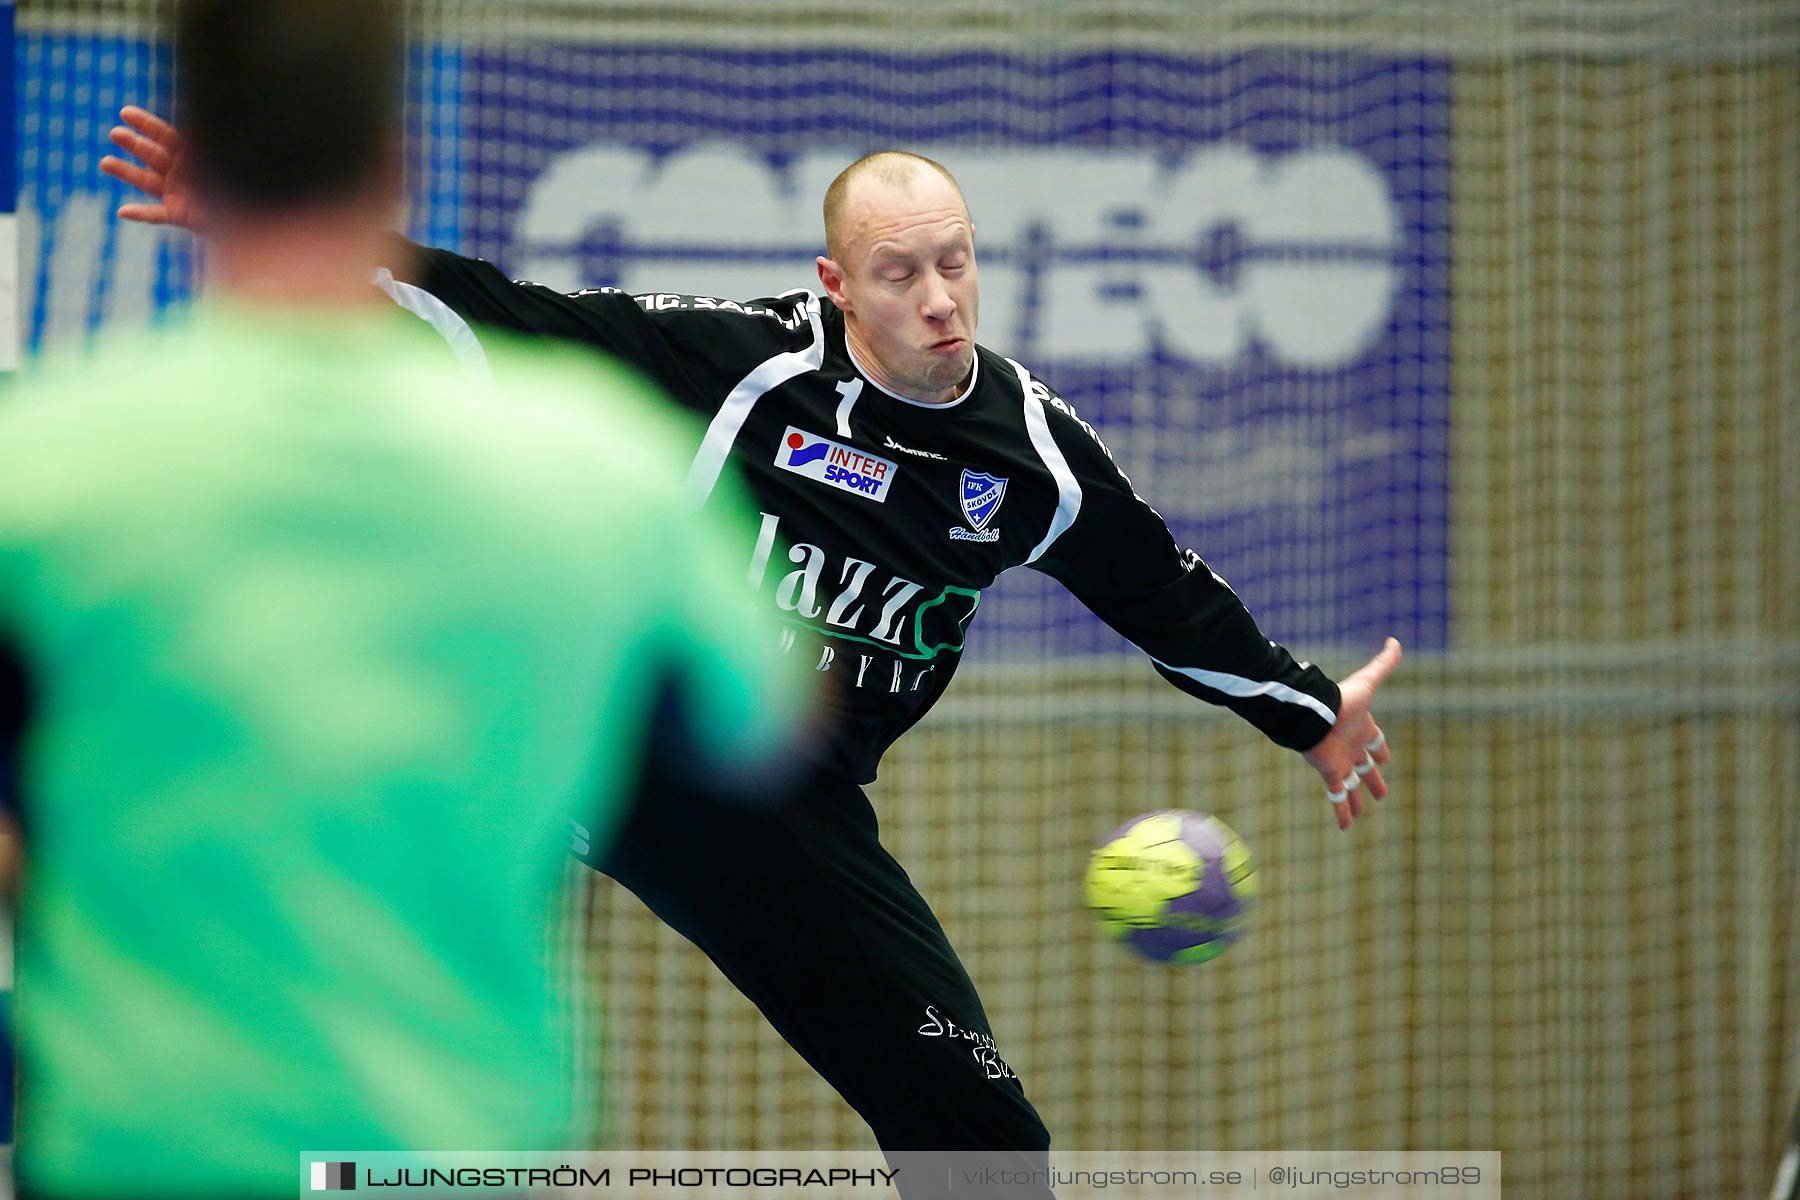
686,290,824,506
373,267,494,386
1011,358,1082,565
1149,657,1339,726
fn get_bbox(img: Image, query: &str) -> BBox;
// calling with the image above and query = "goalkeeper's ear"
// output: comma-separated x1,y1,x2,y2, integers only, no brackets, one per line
816,255,852,312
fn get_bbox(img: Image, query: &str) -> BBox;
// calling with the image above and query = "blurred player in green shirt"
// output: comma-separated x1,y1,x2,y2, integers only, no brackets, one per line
0,2,802,1196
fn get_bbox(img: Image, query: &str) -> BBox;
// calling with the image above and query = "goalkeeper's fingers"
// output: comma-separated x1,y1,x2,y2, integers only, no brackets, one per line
100,155,165,200
109,124,177,174
119,105,185,154
115,202,177,226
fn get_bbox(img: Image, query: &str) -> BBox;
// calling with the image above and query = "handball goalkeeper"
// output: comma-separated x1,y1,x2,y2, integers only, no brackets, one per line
105,110,1403,1162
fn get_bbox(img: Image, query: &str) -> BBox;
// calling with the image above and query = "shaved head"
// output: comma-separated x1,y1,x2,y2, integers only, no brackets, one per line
823,150,967,264
814,150,979,405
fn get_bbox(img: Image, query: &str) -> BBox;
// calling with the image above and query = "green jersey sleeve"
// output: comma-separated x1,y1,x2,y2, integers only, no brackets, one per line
656,469,810,785
484,329,812,795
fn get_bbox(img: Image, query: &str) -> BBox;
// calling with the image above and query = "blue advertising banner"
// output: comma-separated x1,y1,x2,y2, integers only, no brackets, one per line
460,48,1453,653
1,4,15,214
17,33,184,353
17,37,1452,653
14,33,458,355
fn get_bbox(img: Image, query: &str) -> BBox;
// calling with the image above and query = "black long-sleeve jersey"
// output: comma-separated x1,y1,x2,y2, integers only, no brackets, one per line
390,243,1342,783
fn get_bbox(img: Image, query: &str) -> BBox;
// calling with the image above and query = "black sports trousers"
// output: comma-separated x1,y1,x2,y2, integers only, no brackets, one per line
594,769,1052,1158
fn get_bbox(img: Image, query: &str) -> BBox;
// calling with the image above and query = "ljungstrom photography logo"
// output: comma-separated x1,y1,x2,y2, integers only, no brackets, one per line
310,1161,356,1191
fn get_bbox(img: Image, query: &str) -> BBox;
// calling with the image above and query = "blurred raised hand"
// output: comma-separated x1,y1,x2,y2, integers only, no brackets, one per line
100,106,204,232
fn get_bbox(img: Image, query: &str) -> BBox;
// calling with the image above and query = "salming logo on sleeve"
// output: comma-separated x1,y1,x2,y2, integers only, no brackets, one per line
631,292,812,331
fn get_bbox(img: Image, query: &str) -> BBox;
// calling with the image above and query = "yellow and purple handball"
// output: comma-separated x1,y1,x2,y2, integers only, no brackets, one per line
1084,810,1257,964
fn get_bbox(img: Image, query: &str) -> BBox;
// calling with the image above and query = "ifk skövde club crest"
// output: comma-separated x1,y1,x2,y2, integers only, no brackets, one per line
959,470,1008,532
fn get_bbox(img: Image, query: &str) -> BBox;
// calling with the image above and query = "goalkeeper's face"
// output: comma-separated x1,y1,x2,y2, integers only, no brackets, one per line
822,172,980,404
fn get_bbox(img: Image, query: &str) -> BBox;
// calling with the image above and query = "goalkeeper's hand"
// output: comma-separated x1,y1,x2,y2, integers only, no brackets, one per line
100,106,205,233
1302,637,1401,831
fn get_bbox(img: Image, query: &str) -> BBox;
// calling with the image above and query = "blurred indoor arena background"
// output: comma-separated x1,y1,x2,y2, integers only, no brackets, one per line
10,2,1799,1197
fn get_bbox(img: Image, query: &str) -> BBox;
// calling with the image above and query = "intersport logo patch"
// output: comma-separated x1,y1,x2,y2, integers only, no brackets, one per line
775,427,898,503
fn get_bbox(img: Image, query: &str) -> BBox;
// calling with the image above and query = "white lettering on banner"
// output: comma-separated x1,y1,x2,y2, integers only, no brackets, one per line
518,144,812,304
513,145,1402,367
